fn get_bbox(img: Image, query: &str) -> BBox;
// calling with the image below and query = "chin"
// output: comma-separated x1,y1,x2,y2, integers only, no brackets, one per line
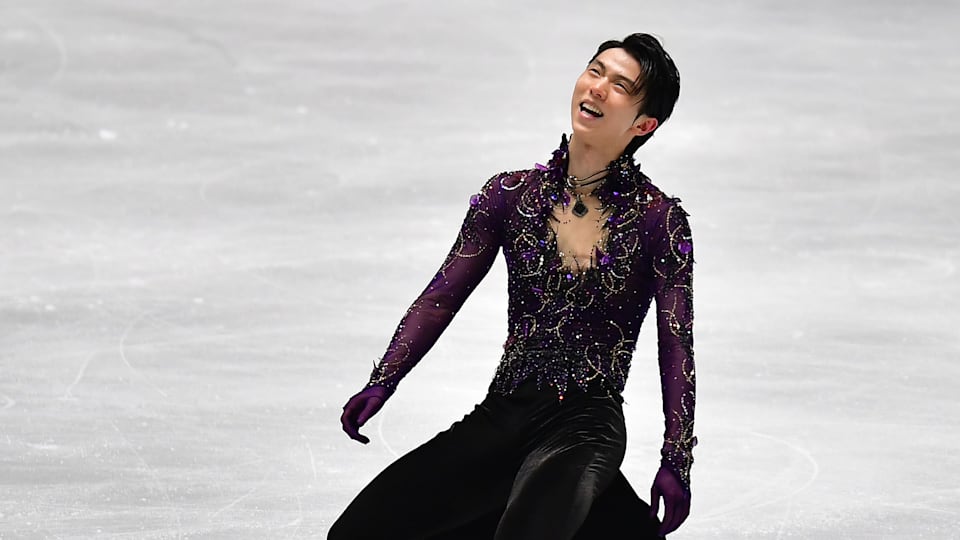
569,123,602,144
569,118,592,137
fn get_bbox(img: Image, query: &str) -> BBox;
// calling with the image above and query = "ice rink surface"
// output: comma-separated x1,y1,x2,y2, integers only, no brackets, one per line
1,0,958,537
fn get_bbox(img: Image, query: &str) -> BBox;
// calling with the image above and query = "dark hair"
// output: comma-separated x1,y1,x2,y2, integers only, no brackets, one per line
590,33,680,154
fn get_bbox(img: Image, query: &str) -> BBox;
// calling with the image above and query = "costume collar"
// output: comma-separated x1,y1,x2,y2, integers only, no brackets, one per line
536,134,646,204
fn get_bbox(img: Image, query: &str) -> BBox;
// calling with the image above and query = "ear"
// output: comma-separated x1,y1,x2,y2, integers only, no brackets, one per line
630,115,659,137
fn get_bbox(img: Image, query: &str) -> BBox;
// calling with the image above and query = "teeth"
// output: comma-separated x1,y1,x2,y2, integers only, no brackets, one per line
581,103,602,117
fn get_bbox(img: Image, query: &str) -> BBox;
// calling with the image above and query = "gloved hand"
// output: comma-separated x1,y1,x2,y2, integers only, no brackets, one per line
340,385,392,444
649,464,691,536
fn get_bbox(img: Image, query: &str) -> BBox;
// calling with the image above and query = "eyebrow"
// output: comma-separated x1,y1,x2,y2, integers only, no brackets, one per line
592,59,639,93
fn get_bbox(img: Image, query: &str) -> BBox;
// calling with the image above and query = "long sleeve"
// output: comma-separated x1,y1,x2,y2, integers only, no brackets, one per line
651,200,697,490
365,176,506,393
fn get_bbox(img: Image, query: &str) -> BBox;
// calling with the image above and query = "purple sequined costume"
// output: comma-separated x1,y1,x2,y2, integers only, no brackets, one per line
367,135,696,487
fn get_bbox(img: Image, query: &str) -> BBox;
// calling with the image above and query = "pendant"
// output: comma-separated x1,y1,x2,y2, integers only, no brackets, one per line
572,196,588,218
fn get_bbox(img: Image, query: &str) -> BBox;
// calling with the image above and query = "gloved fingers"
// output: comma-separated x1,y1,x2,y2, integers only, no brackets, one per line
659,493,676,536
355,395,384,426
648,482,661,520
659,490,691,536
675,497,691,531
340,398,371,444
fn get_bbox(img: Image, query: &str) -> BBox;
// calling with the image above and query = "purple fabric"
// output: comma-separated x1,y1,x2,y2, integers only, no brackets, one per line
366,135,696,488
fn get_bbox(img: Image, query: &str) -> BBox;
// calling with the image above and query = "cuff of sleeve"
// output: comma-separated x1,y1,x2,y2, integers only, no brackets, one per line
365,362,401,394
660,435,697,491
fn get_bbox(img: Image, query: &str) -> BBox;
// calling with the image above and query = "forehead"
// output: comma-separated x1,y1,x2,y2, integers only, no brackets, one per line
590,48,642,81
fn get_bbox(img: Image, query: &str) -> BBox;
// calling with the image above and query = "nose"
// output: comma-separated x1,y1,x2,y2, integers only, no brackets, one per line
589,79,606,100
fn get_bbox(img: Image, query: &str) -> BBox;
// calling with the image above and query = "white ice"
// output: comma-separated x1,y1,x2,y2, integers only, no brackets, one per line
1,0,958,538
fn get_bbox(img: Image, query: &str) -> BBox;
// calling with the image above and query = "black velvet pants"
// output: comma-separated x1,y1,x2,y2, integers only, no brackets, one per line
328,380,665,539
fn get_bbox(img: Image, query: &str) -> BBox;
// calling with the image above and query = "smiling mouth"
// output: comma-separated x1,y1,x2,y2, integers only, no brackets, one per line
580,102,603,118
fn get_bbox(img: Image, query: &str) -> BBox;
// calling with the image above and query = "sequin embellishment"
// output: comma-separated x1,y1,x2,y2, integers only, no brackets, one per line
365,134,697,487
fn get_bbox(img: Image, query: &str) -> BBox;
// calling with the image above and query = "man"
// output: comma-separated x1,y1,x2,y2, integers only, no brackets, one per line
331,33,695,539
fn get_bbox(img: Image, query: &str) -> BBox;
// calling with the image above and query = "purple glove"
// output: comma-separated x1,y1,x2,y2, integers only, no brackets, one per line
340,385,392,444
649,465,691,536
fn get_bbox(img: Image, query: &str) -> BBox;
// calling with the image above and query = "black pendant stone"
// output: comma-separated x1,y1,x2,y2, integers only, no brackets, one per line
572,198,588,217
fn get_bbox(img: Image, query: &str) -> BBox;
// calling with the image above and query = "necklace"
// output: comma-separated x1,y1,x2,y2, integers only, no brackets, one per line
565,169,608,218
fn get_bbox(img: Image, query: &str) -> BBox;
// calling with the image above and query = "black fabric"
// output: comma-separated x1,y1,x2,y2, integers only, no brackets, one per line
328,380,665,539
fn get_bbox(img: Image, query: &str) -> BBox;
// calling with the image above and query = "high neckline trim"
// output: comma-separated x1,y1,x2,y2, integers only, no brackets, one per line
537,134,647,209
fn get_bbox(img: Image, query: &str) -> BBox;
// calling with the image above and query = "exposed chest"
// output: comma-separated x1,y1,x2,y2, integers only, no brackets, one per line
501,179,654,299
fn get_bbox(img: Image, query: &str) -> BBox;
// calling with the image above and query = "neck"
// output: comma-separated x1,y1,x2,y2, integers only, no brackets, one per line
566,134,624,182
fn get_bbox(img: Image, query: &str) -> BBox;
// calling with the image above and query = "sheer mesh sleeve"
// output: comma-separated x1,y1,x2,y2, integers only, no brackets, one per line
651,200,697,490
365,176,506,394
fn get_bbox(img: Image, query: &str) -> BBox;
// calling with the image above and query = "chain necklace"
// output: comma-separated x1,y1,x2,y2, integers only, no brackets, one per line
564,169,608,218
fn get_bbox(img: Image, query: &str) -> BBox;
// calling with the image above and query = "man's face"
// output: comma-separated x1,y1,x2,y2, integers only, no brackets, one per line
570,48,656,152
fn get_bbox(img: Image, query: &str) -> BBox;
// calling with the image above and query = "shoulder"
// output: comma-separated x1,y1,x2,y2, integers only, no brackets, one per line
637,176,691,225
637,175,686,212
635,177,694,263
479,168,538,194
629,176,693,264
470,168,541,208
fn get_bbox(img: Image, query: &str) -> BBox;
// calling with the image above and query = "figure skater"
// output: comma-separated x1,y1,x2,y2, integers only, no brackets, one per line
330,33,696,539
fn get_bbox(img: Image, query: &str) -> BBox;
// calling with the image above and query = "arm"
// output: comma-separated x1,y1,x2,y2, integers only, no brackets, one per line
648,200,697,534
365,178,504,392
340,176,505,442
